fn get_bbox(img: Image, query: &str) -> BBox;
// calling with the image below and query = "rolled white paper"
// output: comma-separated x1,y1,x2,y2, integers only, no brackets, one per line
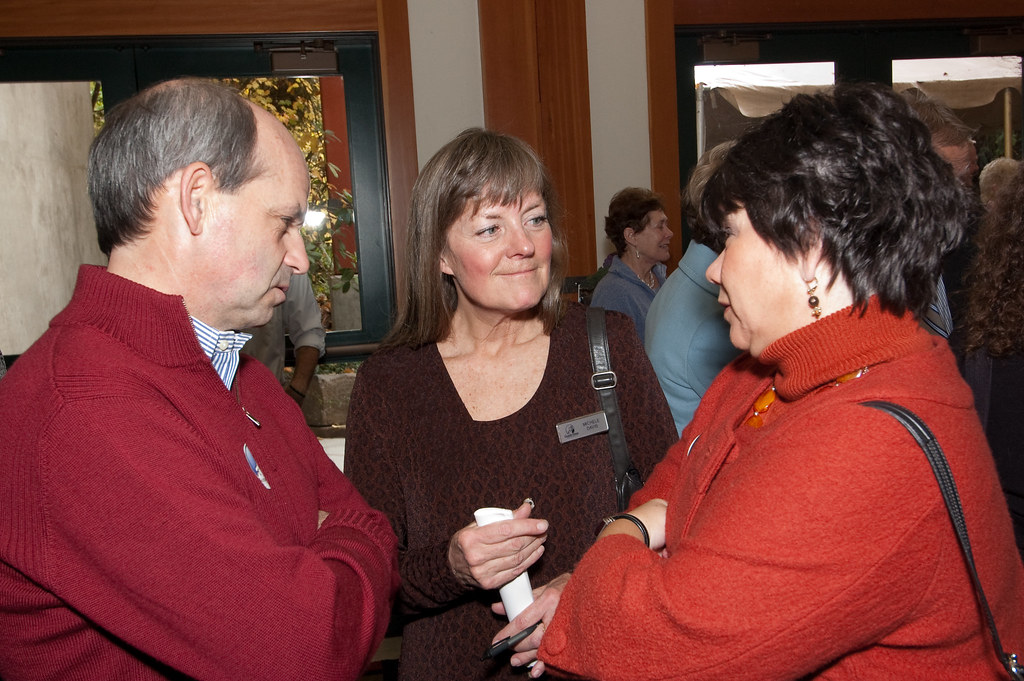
473,507,535,620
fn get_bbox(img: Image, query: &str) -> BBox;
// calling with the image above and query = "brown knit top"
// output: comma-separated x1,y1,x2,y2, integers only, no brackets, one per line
346,303,677,680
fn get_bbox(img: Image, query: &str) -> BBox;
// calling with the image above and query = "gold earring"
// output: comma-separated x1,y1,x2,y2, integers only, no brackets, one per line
807,278,822,319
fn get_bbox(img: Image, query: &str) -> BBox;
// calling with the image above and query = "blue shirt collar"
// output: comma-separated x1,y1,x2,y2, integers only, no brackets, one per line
190,317,253,389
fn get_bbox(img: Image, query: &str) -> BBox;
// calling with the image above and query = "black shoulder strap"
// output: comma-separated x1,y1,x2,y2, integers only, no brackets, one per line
862,400,1022,680
586,306,631,483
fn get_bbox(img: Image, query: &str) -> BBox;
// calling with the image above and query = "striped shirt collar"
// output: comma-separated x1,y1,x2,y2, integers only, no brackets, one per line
190,317,253,389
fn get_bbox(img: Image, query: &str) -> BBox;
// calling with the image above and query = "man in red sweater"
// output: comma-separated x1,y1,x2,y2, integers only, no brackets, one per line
0,78,399,680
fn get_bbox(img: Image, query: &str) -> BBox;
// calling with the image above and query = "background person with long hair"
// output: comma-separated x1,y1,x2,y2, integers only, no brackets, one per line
346,128,676,680
959,160,1024,562
538,83,1023,680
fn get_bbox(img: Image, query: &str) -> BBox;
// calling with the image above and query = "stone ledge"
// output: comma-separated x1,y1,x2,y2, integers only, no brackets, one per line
302,372,357,427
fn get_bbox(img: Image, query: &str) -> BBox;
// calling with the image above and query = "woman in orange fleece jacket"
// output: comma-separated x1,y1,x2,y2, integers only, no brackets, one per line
537,83,1024,680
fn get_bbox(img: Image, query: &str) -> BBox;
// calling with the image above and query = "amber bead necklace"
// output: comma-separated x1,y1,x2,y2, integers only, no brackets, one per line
744,366,870,428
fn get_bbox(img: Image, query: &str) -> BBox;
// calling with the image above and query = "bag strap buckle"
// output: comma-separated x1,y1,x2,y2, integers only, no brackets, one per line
591,370,617,391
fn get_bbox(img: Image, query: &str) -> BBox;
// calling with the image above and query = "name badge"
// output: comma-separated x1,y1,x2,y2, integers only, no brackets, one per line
556,411,609,444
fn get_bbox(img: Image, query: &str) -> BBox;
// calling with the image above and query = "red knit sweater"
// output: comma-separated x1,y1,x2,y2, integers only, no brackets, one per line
540,300,1024,680
0,266,399,681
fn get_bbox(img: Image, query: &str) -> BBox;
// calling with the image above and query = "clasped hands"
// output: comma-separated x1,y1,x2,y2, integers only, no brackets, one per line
447,498,668,677
485,499,668,676
448,500,554,675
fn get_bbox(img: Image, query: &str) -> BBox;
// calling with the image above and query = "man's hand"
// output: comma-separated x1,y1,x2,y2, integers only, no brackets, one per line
287,345,321,405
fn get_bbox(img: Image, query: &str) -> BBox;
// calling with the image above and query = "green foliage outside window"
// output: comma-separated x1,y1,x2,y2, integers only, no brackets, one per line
224,77,358,328
88,77,358,329
91,82,104,132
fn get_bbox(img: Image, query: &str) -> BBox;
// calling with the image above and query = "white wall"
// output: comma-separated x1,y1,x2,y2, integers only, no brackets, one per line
408,0,485,168
0,81,105,355
587,0,651,263
406,0,651,268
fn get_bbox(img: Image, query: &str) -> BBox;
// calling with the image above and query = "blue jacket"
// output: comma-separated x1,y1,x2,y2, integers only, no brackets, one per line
590,255,666,343
644,241,740,435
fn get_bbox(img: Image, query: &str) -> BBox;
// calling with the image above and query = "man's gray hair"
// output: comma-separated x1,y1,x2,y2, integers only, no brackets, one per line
88,78,262,256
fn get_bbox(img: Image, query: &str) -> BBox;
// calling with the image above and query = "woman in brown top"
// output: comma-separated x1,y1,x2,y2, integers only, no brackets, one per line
346,128,676,680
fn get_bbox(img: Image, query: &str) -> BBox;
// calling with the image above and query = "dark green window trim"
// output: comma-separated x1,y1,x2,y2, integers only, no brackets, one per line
0,34,395,357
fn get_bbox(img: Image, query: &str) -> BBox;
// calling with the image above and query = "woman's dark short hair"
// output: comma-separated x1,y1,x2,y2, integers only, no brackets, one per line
604,187,664,256
88,78,262,256
384,128,566,349
701,82,972,320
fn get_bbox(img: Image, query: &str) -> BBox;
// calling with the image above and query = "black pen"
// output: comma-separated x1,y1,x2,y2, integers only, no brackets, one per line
481,622,540,660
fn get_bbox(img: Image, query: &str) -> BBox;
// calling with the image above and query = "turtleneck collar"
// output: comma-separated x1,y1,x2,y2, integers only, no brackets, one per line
55,265,209,369
760,297,933,401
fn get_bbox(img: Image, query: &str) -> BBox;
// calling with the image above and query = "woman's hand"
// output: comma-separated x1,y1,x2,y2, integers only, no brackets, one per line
599,498,668,551
448,500,548,590
490,572,570,678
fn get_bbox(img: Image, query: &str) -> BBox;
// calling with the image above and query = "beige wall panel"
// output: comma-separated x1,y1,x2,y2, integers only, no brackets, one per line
587,0,651,263
0,81,105,354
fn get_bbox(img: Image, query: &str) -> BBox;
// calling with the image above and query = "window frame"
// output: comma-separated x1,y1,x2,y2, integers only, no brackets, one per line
0,34,395,358
675,21,1023,239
